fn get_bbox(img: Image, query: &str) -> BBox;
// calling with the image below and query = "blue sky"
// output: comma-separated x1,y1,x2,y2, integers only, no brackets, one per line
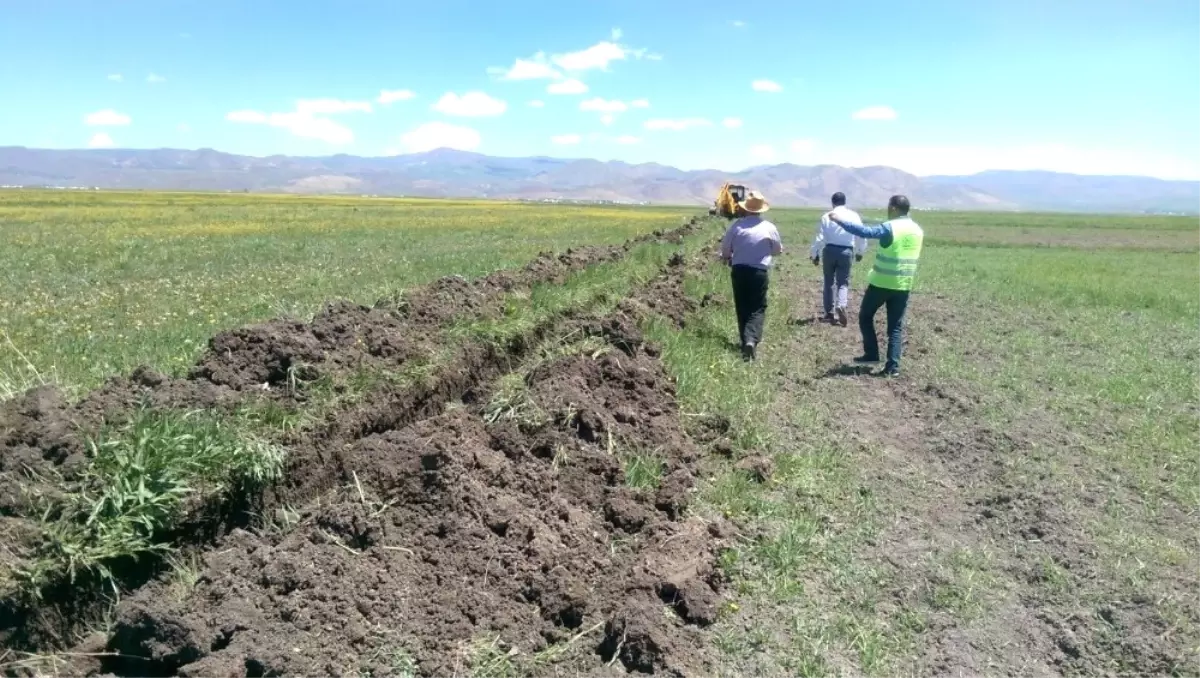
2,0,1198,178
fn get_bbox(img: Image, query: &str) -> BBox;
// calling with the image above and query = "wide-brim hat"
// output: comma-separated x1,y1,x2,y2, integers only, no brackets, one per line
738,190,770,214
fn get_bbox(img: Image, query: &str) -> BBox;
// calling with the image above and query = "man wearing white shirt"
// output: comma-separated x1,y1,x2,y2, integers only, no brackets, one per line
810,192,867,326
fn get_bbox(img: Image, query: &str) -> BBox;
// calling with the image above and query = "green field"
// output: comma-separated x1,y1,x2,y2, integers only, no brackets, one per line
1,189,1197,676
0,190,692,394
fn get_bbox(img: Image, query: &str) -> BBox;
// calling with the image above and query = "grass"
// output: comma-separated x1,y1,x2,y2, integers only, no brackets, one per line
4,406,285,598
637,205,1199,675
622,450,665,490
0,190,693,394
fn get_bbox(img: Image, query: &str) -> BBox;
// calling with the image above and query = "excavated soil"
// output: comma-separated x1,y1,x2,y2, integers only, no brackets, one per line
98,313,728,677
0,217,733,676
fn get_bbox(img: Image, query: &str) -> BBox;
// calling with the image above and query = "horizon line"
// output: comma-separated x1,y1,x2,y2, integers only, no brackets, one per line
3,144,1198,183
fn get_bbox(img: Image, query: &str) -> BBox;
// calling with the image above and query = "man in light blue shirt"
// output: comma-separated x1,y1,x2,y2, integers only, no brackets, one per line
720,190,783,361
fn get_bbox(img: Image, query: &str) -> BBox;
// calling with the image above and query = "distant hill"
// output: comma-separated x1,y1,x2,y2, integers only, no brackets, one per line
927,170,1200,214
1,146,1195,214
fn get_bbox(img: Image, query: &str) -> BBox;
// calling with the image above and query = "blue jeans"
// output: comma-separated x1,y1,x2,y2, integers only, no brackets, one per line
822,245,854,314
859,284,910,371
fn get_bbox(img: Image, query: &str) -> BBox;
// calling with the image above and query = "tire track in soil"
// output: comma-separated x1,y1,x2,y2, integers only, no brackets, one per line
1,219,738,677
774,274,1199,676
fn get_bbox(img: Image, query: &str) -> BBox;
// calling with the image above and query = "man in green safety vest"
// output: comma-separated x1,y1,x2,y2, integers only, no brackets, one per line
827,194,924,377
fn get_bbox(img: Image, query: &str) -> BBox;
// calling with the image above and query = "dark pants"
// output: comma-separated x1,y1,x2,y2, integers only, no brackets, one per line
859,284,910,371
822,244,854,314
731,264,769,347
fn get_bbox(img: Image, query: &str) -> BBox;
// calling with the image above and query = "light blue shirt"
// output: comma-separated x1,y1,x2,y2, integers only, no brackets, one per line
838,215,922,249
720,215,783,270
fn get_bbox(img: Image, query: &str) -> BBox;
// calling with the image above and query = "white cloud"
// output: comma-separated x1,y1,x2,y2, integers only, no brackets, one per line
107,73,123,82
630,99,650,109
378,89,416,104
87,133,114,148
265,112,354,144
731,20,747,27
547,78,588,95
85,109,131,126
790,139,815,155
752,79,782,92
226,107,353,144
644,118,712,131
552,41,629,72
750,144,775,161
852,105,897,121
580,98,628,113
147,73,166,84
722,117,743,129
491,33,655,87
297,98,373,114
226,110,268,123
528,100,545,108
489,53,562,81
551,134,582,145
600,114,615,126
616,135,641,145
432,91,507,117
177,123,192,132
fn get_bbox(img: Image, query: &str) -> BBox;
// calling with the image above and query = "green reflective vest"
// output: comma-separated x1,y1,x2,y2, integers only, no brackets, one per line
867,217,924,291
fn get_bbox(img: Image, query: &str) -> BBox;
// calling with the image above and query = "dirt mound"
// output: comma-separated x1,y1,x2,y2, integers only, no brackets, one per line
0,217,704,515
0,215,726,675
90,312,728,677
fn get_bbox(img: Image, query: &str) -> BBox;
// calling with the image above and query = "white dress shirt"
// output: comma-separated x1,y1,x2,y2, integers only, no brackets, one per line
810,205,868,258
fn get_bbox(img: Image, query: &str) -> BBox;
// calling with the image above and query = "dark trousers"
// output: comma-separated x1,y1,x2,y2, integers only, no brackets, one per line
822,244,854,314
859,284,910,371
731,264,769,347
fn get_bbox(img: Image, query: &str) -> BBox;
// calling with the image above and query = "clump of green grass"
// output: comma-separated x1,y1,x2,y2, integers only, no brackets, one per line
483,372,546,427
622,450,665,490
361,645,418,678
7,407,285,597
464,635,519,678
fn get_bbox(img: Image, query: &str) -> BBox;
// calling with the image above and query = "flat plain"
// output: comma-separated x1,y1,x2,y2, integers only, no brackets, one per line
0,189,1196,677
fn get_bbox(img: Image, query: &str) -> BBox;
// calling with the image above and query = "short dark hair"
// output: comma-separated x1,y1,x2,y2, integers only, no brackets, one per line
888,194,911,215
831,192,846,206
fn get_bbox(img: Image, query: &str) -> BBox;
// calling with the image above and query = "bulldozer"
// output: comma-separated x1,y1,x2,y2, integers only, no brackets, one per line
710,182,747,219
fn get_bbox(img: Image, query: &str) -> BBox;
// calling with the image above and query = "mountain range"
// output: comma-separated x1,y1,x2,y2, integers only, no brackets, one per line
1,146,1196,214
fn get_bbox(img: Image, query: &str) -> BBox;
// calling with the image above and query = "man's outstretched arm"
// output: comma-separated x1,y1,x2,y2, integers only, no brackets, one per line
829,215,893,248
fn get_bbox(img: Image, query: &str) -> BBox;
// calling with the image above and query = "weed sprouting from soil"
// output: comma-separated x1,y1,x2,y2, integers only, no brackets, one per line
622,450,665,490
6,407,284,597
482,372,545,427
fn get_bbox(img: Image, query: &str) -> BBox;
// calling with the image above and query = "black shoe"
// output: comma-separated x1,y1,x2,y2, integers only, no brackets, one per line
853,354,880,364
879,367,900,378
836,307,849,327
822,313,835,323
741,343,757,361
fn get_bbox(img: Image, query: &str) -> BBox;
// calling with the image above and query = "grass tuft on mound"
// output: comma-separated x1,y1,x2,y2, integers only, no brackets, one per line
5,407,285,598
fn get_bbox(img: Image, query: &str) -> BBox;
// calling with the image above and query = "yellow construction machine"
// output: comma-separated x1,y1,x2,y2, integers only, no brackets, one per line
710,182,747,219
